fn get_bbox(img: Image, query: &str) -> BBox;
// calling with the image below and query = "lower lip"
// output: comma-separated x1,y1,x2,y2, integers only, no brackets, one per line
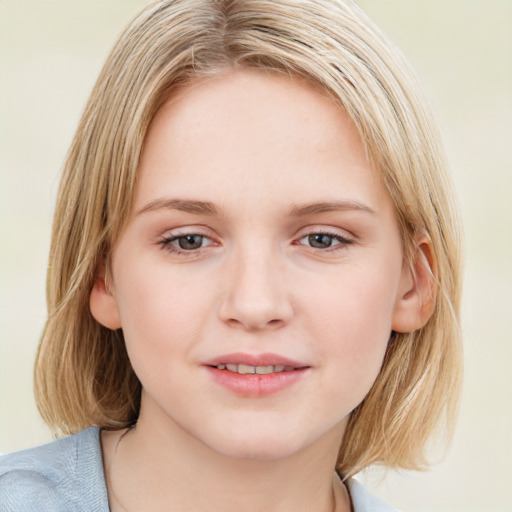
204,367,309,398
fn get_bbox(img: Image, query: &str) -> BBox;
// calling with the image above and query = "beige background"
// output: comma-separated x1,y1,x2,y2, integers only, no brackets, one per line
1,1,511,511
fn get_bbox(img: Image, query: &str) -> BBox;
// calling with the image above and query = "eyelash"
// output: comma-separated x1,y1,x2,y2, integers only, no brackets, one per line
158,232,215,256
297,231,353,251
158,230,353,256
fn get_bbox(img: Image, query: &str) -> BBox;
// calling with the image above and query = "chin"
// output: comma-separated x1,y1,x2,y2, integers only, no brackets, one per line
197,423,318,462
184,407,348,463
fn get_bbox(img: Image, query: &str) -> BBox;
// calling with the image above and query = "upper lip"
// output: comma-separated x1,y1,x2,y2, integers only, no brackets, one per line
203,352,310,368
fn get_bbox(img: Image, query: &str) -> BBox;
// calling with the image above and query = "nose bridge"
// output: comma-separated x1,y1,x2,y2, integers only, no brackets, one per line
219,238,292,330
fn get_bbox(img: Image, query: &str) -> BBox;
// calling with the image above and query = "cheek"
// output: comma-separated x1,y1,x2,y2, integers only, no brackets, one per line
112,260,215,381
305,263,399,338
303,265,399,396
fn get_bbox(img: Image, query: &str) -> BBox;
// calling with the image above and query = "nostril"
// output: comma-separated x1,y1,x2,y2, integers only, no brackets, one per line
225,317,284,331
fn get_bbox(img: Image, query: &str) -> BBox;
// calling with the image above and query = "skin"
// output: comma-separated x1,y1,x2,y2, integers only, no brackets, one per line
91,69,432,512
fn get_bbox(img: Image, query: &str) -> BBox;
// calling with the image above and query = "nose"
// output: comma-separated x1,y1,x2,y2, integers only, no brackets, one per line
218,246,293,331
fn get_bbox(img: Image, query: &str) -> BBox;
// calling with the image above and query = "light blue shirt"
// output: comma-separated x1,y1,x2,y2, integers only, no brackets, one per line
0,427,397,511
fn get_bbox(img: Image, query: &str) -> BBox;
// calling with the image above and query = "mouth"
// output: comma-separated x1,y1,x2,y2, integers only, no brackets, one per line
203,352,310,373
203,353,310,398
211,363,300,374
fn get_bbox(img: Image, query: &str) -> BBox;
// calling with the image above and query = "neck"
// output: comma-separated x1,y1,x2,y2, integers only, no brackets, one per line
102,401,350,512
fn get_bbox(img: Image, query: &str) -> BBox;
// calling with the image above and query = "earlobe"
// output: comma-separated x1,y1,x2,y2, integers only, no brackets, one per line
90,266,122,330
391,235,437,334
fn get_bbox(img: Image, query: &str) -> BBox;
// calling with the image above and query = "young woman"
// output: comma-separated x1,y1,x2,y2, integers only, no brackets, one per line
0,1,463,511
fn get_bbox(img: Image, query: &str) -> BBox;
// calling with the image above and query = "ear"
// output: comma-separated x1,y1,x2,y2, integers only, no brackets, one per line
392,234,437,334
90,265,122,330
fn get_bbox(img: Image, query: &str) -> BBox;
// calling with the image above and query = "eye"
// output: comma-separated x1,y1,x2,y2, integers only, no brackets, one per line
174,234,207,250
159,233,214,253
298,232,353,250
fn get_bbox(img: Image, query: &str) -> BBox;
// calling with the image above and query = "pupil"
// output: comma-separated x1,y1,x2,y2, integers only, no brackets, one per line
179,235,202,250
309,234,332,248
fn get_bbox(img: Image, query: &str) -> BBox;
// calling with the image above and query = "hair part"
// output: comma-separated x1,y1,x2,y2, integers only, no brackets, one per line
35,0,463,478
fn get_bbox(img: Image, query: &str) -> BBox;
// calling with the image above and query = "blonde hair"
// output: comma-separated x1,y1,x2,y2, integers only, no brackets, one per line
35,0,463,478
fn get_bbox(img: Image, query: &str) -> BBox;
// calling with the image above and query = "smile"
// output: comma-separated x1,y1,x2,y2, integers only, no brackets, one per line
214,364,296,374
204,353,310,398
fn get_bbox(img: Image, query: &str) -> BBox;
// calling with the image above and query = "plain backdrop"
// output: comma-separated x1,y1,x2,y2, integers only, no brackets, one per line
0,1,511,511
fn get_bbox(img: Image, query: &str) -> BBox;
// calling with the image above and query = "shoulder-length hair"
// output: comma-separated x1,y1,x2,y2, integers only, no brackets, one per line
35,0,463,478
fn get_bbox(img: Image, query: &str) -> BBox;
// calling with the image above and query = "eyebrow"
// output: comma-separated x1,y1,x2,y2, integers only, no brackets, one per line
137,198,220,216
289,200,376,216
136,198,376,217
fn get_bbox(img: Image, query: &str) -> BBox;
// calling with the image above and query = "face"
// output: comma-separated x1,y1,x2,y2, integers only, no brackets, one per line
93,69,416,461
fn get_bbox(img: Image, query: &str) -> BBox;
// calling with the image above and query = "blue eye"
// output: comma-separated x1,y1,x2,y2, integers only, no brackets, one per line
160,233,213,253
174,234,206,250
299,232,352,250
306,234,337,249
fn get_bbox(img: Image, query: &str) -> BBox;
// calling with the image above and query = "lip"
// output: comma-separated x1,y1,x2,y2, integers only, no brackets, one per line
203,352,311,398
203,352,309,368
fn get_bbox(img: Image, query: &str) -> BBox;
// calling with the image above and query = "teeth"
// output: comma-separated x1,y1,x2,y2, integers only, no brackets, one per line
238,364,255,374
255,365,274,375
216,364,293,374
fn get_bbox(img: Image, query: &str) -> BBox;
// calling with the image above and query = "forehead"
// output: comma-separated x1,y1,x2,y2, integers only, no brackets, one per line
135,68,390,216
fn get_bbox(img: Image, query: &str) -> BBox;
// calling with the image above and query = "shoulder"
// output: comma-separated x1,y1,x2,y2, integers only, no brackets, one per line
347,478,400,512
0,427,109,512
